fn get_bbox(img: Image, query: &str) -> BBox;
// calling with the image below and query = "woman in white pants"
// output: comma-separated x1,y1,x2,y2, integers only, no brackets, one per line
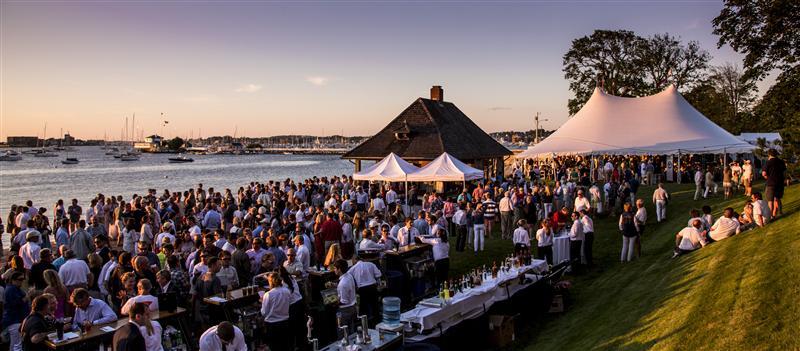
472,206,486,253
619,203,638,262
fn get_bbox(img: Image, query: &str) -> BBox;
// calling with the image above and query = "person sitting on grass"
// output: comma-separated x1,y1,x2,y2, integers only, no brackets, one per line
673,219,707,258
707,208,740,242
739,201,756,232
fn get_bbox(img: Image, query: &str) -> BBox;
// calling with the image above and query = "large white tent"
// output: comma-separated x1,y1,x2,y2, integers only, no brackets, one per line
352,152,419,181
518,85,755,158
406,152,484,182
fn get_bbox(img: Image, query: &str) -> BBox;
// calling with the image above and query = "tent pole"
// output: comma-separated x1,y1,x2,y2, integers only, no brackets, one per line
404,179,408,217
677,150,681,184
723,148,727,167
590,154,595,183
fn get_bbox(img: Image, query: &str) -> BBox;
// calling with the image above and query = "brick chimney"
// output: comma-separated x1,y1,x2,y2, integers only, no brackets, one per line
430,85,444,101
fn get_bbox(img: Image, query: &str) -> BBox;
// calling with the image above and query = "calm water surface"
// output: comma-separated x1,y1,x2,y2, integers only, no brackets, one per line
0,146,354,219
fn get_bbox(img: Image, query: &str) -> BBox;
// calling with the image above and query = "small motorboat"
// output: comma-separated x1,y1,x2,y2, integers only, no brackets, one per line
168,155,194,163
106,147,120,156
61,157,79,165
120,153,140,161
0,151,22,161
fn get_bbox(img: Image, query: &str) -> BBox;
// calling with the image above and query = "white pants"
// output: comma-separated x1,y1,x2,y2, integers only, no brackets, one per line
473,224,485,252
704,183,717,197
655,200,667,222
8,323,22,351
695,184,703,200
621,236,636,262
544,203,553,218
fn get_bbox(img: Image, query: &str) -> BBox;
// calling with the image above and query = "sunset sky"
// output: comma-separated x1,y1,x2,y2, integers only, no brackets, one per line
0,1,769,141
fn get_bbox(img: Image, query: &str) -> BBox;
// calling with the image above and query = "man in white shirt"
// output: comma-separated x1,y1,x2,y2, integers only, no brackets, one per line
154,223,176,250
568,212,584,271
452,205,468,252
694,168,704,200
58,250,93,290
293,236,311,273
121,279,159,314
358,230,386,251
349,257,382,322
512,219,531,250
372,195,387,214
70,288,118,330
652,183,670,222
199,322,247,351
498,192,514,240
385,188,397,213
397,218,419,248
580,210,595,266
673,219,707,257
333,259,357,338
751,192,770,227
246,238,267,275
708,208,740,242
18,231,42,270
260,273,291,351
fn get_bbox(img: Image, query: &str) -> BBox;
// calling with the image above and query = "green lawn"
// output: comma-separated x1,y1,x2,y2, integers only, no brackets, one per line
446,182,800,350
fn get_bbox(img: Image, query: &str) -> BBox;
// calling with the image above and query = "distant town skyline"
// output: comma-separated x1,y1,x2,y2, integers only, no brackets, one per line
0,1,774,141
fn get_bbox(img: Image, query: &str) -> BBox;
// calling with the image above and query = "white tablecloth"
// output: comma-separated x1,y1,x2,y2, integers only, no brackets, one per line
401,260,548,341
553,235,571,265
553,232,585,265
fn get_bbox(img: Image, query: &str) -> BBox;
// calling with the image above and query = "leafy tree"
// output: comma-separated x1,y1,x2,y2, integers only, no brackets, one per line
638,34,711,94
685,83,735,131
166,137,185,151
563,30,710,115
753,66,800,165
713,0,800,80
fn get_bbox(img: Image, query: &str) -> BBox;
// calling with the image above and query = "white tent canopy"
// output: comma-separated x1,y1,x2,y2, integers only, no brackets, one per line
406,152,484,182
518,85,755,158
352,152,419,182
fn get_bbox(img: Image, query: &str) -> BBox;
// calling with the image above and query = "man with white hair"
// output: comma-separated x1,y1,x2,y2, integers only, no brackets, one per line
652,183,670,222
19,231,42,270
154,223,175,250
498,191,514,240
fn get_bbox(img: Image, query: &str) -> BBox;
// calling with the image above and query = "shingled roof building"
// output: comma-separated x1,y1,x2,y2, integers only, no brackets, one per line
343,86,512,178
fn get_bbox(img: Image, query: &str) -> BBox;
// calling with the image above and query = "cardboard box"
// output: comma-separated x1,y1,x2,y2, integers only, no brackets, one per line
549,294,565,313
488,314,516,348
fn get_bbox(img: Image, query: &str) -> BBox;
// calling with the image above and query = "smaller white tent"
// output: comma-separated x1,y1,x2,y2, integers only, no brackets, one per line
407,152,484,182
352,152,419,182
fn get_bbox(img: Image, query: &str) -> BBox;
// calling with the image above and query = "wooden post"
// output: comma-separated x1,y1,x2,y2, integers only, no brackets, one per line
355,159,362,173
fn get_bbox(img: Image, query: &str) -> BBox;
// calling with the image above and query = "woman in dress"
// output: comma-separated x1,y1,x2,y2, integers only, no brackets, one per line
121,219,140,255
42,269,68,319
192,257,222,330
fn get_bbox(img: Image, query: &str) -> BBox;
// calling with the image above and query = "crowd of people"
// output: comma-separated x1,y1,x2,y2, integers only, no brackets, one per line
673,149,787,257
0,148,789,350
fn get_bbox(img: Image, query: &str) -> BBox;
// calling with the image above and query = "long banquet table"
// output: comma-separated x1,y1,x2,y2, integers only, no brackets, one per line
400,260,549,342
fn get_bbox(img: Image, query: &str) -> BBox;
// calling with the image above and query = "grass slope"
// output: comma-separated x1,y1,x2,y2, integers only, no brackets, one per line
507,183,800,351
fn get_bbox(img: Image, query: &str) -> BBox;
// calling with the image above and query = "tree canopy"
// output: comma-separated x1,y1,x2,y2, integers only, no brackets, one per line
563,30,710,115
713,0,800,80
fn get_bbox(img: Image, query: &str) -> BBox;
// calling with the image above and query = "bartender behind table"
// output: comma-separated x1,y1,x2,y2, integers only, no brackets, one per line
417,215,450,288
260,272,291,351
348,255,382,322
334,259,357,337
